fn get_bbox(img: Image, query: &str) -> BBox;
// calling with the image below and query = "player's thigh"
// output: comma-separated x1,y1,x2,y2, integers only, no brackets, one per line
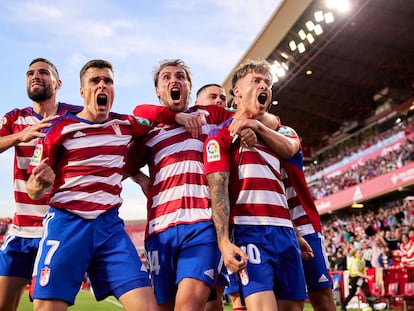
244,290,277,311
0,276,27,310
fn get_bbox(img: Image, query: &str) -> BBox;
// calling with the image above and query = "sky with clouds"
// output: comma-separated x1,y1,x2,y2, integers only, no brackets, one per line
0,0,282,220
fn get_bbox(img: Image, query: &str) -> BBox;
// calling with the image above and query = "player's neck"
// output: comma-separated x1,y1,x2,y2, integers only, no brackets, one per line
33,98,59,118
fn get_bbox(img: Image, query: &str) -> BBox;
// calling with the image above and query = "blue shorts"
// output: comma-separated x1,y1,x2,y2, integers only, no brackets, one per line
31,208,151,305
302,232,332,291
0,234,40,280
145,222,221,304
233,225,307,301
224,271,240,295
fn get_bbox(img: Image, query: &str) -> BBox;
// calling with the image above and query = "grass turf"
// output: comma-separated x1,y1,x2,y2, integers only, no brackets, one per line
18,290,394,310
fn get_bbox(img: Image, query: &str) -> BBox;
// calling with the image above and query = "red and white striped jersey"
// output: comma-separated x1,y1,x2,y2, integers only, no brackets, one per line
131,104,232,238
275,125,322,236
27,112,155,219
0,103,81,238
204,124,293,227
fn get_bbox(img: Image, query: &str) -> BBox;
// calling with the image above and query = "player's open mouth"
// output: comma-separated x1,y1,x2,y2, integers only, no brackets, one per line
258,93,268,105
171,88,181,100
97,94,107,106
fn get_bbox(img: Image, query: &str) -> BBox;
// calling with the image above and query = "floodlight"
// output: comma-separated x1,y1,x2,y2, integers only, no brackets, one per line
298,29,306,40
325,12,335,23
314,24,323,35
289,40,297,51
297,42,306,53
307,33,315,44
314,10,324,22
306,21,315,31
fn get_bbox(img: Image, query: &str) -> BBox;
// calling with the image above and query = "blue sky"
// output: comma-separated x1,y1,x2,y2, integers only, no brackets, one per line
0,0,281,220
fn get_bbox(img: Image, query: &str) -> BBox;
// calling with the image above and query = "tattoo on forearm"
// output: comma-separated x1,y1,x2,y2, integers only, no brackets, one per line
207,172,230,243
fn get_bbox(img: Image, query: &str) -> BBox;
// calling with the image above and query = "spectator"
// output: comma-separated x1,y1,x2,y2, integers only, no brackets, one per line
377,245,393,268
399,233,414,266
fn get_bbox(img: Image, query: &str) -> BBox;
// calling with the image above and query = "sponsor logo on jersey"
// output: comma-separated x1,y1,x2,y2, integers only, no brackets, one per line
206,139,220,162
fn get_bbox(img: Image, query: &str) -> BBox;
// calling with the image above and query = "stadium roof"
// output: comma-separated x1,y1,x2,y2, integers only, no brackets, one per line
223,0,414,156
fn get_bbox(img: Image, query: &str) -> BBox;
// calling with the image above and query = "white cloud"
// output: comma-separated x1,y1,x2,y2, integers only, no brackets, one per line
0,0,282,220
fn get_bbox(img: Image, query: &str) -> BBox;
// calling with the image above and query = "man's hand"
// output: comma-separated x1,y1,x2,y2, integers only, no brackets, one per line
19,116,57,143
297,236,314,260
27,158,55,200
31,158,55,189
175,113,203,138
219,240,249,273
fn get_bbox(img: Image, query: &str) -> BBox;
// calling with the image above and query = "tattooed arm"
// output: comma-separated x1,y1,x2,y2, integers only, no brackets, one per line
206,171,248,273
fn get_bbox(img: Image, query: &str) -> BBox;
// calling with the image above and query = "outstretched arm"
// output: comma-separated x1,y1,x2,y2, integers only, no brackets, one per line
0,116,56,153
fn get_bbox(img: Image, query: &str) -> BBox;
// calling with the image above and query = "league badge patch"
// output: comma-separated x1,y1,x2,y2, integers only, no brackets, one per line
206,140,220,162
30,144,43,166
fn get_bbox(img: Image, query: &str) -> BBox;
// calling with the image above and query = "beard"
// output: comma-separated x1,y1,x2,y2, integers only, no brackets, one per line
27,85,53,102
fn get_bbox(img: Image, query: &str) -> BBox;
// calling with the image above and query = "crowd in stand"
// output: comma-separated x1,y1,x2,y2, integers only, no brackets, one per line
305,115,414,200
322,198,414,271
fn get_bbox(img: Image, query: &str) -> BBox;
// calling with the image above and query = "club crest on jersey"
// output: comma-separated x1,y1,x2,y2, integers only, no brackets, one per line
133,116,151,127
30,144,43,167
0,117,7,130
39,267,51,286
277,125,295,137
206,139,220,162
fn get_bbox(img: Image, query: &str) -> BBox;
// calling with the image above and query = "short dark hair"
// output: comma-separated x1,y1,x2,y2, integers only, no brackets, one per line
80,59,113,84
196,83,223,98
29,58,59,80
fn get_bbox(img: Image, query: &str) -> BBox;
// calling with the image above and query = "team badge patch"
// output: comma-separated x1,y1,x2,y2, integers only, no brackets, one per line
39,267,51,286
30,144,43,166
206,139,220,162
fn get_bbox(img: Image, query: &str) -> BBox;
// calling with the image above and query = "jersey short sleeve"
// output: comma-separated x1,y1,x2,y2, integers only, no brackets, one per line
203,127,232,175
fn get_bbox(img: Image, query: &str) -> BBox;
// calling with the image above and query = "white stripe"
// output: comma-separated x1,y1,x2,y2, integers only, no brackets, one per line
33,212,55,277
296,224,316,237
14,179,51,196
66,208,110,219
236,190,288,207
233,216,293,227
15,115,39,125
148,208,212,235
238,164,278,180
284,186,297,200
153,160,203,186
289,204,306,220
254,147,281,172
153,138,203,166
61,118,131,134
63,172,122,188
68,154,125,168
152,184,209,207
16,156,32,170
52,190,121,206
7,225,45,238
13,201,49,217
147,126,185,147
63,134,131,149
17,139,37,147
